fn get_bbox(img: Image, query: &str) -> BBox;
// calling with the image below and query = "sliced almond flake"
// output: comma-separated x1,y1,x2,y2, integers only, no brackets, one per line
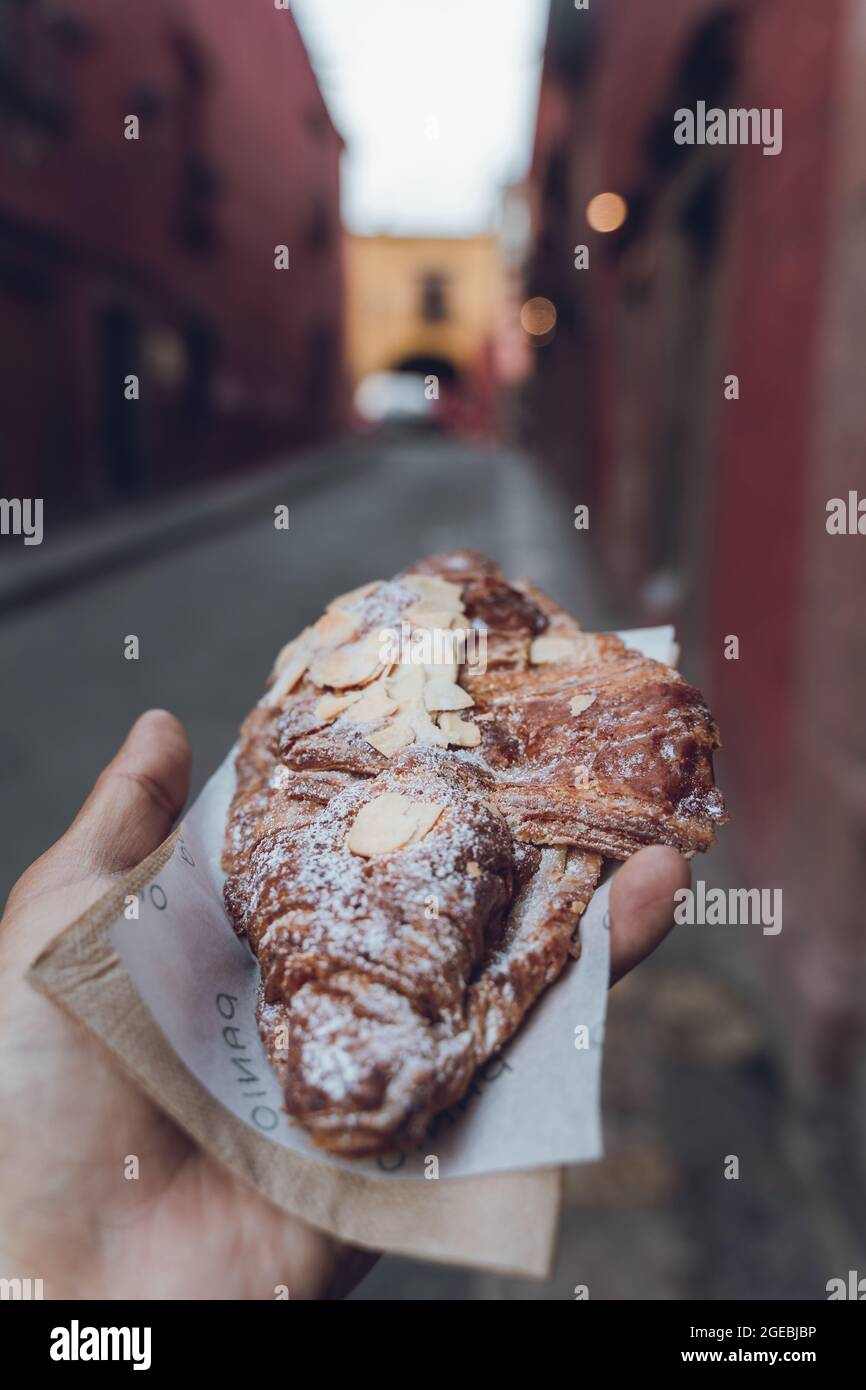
424,678,474,712
530,635,580,665
326,580,382,613
309,633,384,689
422,653,458,683
410,802,445,843
404,603,457,631
403,574,465,611
271,626,315,678
265,640,311,706
438,712,481,747
388,663,425,706
365,717,415,758
408,704,449,747
313,609,361,649
346,684,398,724
314,691,363,722
466,860,481,879
569,693,597,716
347,793,444,857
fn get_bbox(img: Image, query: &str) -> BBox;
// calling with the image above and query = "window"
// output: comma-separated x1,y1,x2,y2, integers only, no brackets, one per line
171,30,219,253
306,193,333,252
184,316,218,420
178,151,219,252
420,272,448,324
0,0,72,133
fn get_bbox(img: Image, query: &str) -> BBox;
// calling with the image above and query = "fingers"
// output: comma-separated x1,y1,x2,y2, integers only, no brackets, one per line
609,845,690,987
63,710,192,877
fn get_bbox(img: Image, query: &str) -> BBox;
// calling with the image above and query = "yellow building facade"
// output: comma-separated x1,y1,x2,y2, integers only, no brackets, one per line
344,234,504,387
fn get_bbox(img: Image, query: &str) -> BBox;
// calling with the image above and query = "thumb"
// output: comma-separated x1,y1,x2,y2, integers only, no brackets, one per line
64,709,192,877
8,711,191,915
2,712,190,967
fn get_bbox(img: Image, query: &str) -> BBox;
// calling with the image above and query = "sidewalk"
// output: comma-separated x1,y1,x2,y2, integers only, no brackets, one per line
0,439,367,618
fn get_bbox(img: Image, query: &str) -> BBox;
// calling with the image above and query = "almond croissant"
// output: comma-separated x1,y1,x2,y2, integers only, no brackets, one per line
223,552,725,1156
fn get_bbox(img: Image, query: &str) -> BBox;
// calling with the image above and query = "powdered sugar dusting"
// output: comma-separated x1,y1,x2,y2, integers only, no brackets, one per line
222,552,723,1155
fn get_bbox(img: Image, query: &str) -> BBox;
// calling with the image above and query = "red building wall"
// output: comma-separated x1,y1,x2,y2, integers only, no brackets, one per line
529,0,845,860
591,0,843,863
526,0,858,1078
707,0,843,864
0,0,346,510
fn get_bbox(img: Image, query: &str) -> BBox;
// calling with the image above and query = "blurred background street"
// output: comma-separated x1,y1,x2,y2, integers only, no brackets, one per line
2,430,856,1301
2,0,865,1299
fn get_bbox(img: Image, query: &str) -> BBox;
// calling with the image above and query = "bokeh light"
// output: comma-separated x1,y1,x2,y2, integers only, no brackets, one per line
586,191,628,233
520,296,558,337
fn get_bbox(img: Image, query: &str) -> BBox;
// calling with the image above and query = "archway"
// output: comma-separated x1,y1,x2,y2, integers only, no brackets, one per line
391,354,460,386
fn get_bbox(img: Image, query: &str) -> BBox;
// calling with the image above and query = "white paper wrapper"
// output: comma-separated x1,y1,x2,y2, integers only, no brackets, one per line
31,625,676,1276
110,764,611,1180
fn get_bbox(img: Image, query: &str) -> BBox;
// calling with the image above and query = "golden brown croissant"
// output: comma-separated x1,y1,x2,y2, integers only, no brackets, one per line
222,551,725,1156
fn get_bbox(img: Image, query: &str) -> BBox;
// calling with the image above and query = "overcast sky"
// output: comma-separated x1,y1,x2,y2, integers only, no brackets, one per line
291,0,549,236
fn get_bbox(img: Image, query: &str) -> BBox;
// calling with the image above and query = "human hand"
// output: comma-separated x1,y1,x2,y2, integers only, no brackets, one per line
0,710,686,1299
0,710,368,1300
609,844,689,986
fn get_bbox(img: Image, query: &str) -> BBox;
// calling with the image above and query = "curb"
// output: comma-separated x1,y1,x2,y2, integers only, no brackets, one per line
0,442,372,619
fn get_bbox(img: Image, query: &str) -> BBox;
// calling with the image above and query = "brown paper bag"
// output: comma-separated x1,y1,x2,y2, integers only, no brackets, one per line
29,834,562,1280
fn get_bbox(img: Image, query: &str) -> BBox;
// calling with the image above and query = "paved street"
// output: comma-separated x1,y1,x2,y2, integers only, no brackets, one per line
1,433,612,898
1,435,851,1299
